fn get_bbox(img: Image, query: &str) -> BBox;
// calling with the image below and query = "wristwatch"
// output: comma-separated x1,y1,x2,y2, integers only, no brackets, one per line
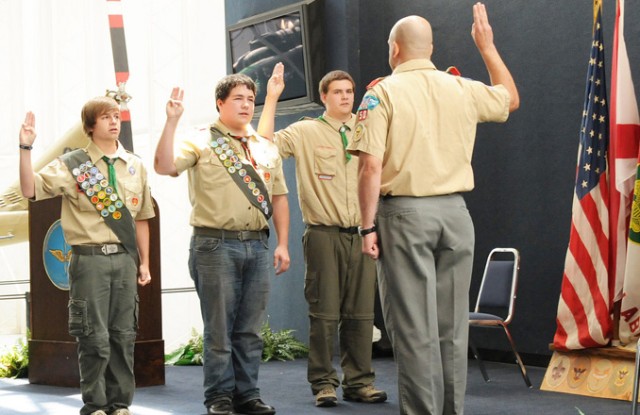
357,225,377,236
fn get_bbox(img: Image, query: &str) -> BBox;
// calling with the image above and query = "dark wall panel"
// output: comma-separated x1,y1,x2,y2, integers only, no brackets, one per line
225,0,640,360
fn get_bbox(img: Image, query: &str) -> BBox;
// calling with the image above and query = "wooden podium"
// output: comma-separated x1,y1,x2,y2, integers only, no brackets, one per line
28,197,165,387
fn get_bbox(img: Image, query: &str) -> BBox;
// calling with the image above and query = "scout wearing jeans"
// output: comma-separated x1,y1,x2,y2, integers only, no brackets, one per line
19,97,155,415
154,71,290,415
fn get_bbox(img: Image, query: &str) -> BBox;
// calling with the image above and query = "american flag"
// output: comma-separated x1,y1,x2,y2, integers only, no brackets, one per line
554,2,611,350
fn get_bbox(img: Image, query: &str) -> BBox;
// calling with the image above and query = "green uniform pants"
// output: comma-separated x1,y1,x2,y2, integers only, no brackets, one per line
68,248,138,415
303,225,377,394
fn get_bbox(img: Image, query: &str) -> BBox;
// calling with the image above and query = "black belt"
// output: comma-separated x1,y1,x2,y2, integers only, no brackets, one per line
308,225,359,234
193,227,268,241
71,243,126,256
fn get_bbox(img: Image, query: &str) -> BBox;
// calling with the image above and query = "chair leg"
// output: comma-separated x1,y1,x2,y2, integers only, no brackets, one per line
631,338,640,415
501,324,532,388
469,337,490,382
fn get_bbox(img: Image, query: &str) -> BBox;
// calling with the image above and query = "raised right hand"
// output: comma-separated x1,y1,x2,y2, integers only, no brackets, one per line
20,111,37,146
166,87,185,119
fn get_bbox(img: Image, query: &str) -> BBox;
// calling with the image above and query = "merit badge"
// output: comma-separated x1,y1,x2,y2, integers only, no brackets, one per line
113,211,122,220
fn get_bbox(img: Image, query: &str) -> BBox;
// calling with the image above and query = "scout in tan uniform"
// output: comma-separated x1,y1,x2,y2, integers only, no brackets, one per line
258,66,387,408
19,97,155,415
347,4,520,415
154,73,290,415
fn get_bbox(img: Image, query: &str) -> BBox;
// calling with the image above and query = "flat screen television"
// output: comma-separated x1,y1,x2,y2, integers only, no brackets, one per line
226,0,325,114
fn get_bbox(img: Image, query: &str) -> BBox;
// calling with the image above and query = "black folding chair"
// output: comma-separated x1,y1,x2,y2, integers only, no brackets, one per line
469,247,532,387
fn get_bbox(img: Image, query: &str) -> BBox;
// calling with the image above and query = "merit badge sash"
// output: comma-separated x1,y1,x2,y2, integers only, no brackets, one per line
209,127,273,220
61,149,140,265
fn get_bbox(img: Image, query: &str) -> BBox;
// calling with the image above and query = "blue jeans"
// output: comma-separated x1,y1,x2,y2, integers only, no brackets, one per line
188,233,271,407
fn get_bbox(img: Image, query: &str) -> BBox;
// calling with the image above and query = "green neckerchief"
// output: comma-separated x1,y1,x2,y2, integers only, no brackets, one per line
318,115,351,162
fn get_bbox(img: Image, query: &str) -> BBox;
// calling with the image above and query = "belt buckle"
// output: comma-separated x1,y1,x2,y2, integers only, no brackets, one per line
238,231,250,241
101,244,118,255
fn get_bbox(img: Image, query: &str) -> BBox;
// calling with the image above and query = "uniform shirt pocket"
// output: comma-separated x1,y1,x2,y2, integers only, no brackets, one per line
314,146,337,177
66,185,96,212
122,181,144,213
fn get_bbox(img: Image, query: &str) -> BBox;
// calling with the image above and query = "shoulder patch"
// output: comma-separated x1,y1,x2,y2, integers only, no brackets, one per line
356,95,380,122
366,77,386,90
445,66,461,76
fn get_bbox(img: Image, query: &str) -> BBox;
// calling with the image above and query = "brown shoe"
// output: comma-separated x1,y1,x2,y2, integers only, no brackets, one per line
343,384,388,403
315,386,338,407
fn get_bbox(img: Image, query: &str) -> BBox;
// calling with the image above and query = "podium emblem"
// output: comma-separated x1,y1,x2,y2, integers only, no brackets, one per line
42,219,71,290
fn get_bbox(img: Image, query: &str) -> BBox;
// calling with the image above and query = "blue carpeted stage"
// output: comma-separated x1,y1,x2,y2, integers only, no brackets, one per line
0,357,631,414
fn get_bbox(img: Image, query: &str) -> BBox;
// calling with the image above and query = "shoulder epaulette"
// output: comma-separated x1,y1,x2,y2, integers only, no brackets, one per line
366,77,386,90
445,66,461,76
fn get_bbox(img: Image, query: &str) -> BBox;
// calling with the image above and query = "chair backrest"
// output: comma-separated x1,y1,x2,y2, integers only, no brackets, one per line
474,248,520,324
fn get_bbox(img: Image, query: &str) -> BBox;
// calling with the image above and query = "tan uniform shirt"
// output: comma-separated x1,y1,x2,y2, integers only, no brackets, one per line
348,59,510,196
34,140,155,245
174,119,288,231
275,114,360,228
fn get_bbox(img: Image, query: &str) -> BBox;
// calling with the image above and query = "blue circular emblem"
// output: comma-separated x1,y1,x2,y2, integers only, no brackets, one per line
42,220,70,291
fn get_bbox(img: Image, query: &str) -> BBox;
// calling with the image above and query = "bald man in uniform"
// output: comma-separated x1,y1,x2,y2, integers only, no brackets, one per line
259,67,387,408
347,3,519,414
155,73,290,415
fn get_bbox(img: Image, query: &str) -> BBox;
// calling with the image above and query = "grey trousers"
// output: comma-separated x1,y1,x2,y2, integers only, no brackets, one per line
303,225,377,394
376,194,474,415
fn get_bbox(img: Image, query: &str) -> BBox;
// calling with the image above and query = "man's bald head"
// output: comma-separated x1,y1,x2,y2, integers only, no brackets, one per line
388,15,433,69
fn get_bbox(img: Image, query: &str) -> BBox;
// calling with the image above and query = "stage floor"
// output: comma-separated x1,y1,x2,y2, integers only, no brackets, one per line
0,356,632,414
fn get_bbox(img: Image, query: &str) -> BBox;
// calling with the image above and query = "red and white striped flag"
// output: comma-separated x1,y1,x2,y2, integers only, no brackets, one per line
553,0,611,350
613,0,640,345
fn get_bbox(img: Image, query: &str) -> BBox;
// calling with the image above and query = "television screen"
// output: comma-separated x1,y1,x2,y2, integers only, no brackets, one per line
226,0,324,113
228,12,306,106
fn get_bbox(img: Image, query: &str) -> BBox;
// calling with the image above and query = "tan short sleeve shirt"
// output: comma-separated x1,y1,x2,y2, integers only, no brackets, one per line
174,120,288,231
347,59,510,196
33,140,155,245
275,114,360,227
